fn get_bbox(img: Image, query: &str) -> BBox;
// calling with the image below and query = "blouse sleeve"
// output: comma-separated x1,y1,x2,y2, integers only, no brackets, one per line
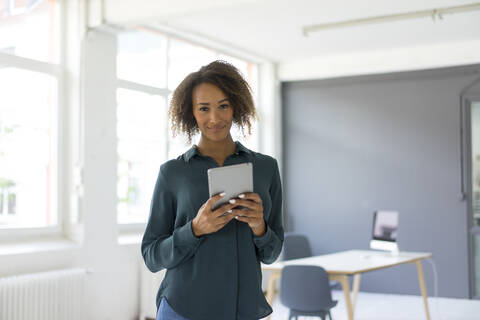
253,159,284,264
141,165,204,272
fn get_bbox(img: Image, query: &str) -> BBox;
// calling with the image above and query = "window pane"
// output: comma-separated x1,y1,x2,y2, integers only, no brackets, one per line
168,38,217,91
117,88,167,224
117,30,167,88
0,67,57,228
0,0,59,63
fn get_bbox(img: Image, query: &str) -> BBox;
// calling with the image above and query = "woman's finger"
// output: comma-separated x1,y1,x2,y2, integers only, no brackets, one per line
238,192,262,204
205,192,226,211
219,212,236,225
229,199,258,210
231,208,261,218
234,215,251,223
212,202,236,218
234,215,261,224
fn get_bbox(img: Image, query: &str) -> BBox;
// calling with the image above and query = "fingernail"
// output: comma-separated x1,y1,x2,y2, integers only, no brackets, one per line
227,209,232,213
220,192,226,197
235,216,239,219
238,194,245,198
229,199,236,204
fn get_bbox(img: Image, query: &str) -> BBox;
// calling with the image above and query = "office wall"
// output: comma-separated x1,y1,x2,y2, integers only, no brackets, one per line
278,40,480,82
282,65,480,298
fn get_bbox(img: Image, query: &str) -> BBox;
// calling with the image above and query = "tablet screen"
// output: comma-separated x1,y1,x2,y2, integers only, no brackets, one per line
207,162,253,211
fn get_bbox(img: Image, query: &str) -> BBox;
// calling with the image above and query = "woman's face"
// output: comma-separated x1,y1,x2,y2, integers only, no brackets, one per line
192,82,234,143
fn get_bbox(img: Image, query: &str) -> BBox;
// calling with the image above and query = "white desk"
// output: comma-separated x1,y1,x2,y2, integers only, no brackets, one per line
262,250,432,320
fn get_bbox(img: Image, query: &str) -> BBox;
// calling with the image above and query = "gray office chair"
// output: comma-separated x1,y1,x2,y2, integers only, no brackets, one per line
283,233,340,290
280,265,338,320
283,233,312,261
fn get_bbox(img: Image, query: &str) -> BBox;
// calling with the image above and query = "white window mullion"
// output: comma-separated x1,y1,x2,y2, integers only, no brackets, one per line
0,225,63,241
0,52,62,77
116,78,170,96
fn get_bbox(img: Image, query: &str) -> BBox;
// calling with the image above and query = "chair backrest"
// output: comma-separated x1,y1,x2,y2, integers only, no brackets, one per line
283,233,312,261
280,265,334,312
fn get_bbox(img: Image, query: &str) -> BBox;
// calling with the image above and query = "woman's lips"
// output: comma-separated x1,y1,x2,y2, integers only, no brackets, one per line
208,126,225,132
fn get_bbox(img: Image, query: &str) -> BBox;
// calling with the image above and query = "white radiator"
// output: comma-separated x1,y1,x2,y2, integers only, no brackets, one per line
139,264,165,320
0,268,87,320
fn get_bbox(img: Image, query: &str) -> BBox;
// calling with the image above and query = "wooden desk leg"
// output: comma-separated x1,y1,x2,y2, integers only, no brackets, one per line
352,274,361,309
264,269,282,320
415,260,431,320
330,274,354,320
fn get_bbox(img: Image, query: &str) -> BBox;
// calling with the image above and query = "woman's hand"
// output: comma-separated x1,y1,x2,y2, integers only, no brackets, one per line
191,193,237,237
229,193,266,237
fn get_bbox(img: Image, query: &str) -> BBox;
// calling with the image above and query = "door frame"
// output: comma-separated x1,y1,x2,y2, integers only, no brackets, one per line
462,93,480,300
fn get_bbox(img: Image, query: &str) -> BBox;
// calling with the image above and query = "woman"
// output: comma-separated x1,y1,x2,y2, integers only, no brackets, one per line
141,60,284,320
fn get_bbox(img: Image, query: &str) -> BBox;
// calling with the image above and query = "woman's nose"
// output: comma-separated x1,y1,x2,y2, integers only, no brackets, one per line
208,109,221,122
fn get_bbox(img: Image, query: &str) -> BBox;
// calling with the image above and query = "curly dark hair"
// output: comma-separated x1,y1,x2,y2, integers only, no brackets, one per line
169,60,257,143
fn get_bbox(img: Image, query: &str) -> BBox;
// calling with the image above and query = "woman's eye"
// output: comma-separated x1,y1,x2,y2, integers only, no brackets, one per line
219,104,229,109
199,107,209,112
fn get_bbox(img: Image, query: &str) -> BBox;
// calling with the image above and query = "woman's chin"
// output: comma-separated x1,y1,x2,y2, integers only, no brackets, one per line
203,132,231,142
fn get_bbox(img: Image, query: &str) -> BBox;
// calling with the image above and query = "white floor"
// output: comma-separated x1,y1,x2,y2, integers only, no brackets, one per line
265,290,480,320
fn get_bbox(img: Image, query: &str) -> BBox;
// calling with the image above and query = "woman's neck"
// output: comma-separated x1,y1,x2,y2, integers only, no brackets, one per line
196,135,236,160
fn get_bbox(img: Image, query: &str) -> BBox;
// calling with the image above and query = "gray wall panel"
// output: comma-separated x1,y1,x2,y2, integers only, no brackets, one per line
282,66,480,298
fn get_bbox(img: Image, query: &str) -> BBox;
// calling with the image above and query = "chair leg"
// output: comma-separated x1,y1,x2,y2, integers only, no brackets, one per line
288,310,295,320
328,310,333,320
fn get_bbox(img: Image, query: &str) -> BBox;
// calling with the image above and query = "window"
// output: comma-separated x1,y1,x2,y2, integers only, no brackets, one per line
0,0,60,230
0,0,59,63
0,66,59,229
167,38,217,91
0,178,16,215
116,29,259,225
116,88,167,224
117,29,167,88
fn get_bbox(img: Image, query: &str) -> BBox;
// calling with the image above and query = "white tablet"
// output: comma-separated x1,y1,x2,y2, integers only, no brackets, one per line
207,162,253,211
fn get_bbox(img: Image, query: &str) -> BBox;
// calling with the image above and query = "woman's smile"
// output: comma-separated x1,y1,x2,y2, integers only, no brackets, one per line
208,125,226,132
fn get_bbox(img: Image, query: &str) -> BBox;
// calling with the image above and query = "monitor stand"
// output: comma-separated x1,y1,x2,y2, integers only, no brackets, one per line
370,239,399,256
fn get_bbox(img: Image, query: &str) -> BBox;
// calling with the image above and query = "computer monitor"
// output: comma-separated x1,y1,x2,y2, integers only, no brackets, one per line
370,211,399,254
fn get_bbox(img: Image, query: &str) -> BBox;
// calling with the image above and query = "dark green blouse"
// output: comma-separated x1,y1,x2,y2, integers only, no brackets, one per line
141,141,284,320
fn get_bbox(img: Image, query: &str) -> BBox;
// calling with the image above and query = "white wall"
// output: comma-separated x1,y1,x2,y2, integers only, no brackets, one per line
278,39,480,81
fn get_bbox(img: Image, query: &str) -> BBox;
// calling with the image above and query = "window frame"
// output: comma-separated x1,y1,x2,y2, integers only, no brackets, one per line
0,0,66,240
463,94,480,299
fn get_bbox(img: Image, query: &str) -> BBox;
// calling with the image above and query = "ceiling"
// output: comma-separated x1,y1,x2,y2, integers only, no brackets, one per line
141,0,480,63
